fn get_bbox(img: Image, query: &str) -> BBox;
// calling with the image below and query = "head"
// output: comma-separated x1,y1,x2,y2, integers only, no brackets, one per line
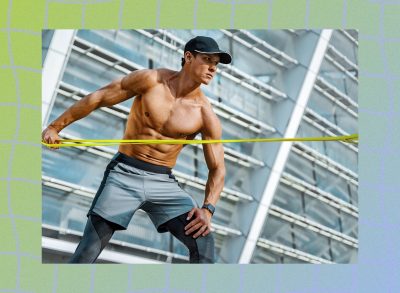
182,51,221,85
181,36,231,85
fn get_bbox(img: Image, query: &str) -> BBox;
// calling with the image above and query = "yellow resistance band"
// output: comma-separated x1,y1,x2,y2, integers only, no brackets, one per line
41,134,358,148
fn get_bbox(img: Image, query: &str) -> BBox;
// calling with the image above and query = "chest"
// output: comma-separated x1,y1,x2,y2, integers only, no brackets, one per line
137,88,203,136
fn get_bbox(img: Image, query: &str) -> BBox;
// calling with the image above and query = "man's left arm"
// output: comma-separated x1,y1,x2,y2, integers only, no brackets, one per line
184,105,225,238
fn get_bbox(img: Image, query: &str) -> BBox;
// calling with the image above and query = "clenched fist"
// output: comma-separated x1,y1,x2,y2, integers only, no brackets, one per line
41,126,61,149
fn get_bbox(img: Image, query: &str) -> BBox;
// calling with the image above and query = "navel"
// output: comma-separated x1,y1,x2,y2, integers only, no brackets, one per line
145,111,150,117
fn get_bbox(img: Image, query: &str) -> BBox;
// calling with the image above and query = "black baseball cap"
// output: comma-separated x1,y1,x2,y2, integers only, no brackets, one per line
184,36,232,64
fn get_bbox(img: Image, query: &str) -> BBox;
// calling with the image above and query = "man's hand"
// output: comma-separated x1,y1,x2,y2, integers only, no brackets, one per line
184,207,212,238
41,126,61,149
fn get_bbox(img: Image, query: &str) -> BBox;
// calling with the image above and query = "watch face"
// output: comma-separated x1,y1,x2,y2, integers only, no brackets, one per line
203,204,215,214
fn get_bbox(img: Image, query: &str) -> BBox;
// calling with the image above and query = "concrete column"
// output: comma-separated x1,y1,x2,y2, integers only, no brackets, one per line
42,30,76,126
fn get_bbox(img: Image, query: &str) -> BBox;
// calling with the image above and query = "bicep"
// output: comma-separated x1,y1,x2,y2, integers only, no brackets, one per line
96,78,134,107
98,69,157,107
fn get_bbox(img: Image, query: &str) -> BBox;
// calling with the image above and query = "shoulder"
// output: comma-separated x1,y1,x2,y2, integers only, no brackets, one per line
121,69,161,94
198,92,215,116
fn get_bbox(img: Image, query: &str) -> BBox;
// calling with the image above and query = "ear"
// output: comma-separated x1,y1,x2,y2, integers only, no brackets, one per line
184,51,193,63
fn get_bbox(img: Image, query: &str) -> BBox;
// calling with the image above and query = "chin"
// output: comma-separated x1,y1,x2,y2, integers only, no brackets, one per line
202,78,212,85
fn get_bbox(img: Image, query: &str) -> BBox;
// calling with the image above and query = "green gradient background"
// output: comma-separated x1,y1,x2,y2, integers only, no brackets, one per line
1,0,399,292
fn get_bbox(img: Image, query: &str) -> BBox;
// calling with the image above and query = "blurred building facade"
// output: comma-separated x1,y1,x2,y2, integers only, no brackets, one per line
42,29,358,264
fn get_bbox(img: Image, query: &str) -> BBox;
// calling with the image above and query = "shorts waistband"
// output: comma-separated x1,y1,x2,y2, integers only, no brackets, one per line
113,152,172,174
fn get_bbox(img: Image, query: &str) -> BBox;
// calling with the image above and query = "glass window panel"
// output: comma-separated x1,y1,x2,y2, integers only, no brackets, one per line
248,30,298,61
64,51,125,91
340,212,358,238
203,79,274,126
176,146,253,195
319,58,358,103
324,139,357,173
330,239,357,263
77,30,149,68
335,106,358,135
307,89,358,135
261,215,293,248
273,182,356,237
42,148,109,189
314,164,352,203
284,150,357,204
304,196,341,231
296,121,327,155
349,184,358,205
292,225,331,260
330,31,358,65
284,152,316,186
251,247,308,264
43,185,92,230
251,247,281,263
273,184,304,215
297,120,358,173
224,40,283,91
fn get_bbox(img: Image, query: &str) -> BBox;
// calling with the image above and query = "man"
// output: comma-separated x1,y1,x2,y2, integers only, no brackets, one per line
41,36,231,263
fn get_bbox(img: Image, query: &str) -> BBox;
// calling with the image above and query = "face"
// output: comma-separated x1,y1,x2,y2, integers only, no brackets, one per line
186,52,220,85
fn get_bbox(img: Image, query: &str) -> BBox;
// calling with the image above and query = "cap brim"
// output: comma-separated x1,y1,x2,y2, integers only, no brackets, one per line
218,52,232,64
194,50,232,64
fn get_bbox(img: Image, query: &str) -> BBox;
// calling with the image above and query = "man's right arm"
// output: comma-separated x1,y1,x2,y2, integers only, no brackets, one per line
42,69,157,146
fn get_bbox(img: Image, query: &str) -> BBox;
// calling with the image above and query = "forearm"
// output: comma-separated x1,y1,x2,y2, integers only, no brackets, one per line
204,166,225,206
48,93,101,132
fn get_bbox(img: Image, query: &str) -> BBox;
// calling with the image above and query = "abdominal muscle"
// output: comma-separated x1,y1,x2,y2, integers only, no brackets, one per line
118,97,201,168
118,131,183,168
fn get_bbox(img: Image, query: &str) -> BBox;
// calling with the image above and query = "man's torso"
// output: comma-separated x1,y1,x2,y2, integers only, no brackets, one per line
119,69,206,167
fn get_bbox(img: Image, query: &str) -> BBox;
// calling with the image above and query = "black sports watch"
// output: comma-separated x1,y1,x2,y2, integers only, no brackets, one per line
201,203,215,215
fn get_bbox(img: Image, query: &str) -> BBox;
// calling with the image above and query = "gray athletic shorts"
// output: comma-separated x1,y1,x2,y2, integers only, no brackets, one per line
87,152,197,232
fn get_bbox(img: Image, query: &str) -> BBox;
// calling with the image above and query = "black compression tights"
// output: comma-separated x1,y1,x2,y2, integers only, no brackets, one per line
68,212,215,264
162,212,215,263
68,214,119,263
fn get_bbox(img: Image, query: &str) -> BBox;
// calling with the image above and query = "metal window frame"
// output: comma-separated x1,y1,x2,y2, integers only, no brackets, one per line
72,36,145,73
268,205,358,248
313,82,358,118
339,30,359,47
315,76,358,109
256,238,334,264
324,52,358,83
302,115,358,153
280,173,358,217
220,29,298,67
304,107,356,138
291,143,358,187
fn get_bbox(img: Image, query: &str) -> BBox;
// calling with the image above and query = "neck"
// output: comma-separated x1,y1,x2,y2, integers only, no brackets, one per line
169,69,201,98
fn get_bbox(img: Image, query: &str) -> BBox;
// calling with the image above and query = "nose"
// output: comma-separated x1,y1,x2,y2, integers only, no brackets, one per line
209,64,216,72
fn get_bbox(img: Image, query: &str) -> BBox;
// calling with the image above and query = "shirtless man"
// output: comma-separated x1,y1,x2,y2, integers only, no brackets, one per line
41,36,232,263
